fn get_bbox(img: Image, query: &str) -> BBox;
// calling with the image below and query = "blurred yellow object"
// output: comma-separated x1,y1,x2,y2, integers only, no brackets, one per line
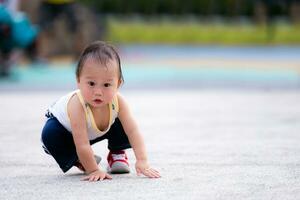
44,0,74,4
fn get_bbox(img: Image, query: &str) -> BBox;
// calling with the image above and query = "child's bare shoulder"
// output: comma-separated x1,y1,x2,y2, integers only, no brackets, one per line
68,93,85,118
117,92,132,116
117,93,127,108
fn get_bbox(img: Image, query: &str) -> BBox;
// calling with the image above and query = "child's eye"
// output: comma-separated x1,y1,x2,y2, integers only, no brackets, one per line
104,83,111,87
88,81,95,86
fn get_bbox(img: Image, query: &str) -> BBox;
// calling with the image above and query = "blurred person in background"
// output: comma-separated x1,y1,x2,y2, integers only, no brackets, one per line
39,0,77,31
0,1,39,77
38,0,82,59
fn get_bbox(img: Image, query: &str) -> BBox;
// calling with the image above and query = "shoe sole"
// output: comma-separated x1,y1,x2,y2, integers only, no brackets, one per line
74,155,102,172
109,161,130,174
94,155,101,165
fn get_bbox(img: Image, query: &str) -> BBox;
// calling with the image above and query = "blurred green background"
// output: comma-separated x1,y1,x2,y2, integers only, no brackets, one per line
20,0,300,50
1,0,300,90
81,0,300,45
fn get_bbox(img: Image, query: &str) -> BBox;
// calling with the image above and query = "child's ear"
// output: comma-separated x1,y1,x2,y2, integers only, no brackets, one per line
76,77,81,87
117,79,123,88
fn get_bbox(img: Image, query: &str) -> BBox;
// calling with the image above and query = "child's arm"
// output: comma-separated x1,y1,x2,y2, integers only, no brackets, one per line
117,93,161,178
68,95,112,181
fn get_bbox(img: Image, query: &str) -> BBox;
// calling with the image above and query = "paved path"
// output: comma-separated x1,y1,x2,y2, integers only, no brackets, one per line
1,89,300,200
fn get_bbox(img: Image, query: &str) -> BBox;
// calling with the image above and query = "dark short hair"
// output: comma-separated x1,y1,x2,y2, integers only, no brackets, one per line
76,41,124,83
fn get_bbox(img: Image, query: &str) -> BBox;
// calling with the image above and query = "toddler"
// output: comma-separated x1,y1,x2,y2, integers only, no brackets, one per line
41,41,160,181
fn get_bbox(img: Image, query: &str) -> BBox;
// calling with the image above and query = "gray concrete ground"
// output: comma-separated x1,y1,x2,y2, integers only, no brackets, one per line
1,89,300,200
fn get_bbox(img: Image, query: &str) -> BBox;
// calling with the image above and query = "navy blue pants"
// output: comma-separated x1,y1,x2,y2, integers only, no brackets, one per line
41,117,131,173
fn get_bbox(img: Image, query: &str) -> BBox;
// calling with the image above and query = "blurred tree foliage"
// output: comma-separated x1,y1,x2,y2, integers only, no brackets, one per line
78,0,296,18
76,0,300,45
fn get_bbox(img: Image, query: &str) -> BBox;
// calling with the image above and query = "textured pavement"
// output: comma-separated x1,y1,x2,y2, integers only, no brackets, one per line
1,89,300,200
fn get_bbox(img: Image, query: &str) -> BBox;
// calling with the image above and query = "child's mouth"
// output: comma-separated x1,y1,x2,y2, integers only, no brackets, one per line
94,99,103,104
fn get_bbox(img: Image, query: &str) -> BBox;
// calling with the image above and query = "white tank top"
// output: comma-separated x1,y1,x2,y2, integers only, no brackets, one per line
48,90,119,140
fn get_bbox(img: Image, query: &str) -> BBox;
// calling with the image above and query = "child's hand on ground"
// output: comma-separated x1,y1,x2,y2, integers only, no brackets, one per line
81,169,112,182
135,160,161,178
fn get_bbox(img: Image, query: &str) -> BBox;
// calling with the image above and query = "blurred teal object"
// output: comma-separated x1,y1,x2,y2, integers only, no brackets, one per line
11,12,39,48
0,5,12,24
0,5,38,50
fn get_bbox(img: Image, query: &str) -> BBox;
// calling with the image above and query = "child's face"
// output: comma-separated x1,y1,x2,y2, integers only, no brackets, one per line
77,58,120,108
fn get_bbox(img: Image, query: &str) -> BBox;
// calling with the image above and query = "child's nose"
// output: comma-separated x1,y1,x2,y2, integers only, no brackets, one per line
94,88,103,96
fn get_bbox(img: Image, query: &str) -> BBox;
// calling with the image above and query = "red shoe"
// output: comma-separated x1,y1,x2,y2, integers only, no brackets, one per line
107,150,130,174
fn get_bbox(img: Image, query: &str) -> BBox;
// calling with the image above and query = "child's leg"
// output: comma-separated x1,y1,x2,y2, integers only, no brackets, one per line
105,118,131,151
105,118,131,173
41,117,78,173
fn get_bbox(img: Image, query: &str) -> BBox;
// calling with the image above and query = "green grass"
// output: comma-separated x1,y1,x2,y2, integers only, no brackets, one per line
107,18,300,45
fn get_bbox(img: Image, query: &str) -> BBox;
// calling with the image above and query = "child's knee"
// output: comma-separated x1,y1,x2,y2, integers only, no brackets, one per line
41,119,60,146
